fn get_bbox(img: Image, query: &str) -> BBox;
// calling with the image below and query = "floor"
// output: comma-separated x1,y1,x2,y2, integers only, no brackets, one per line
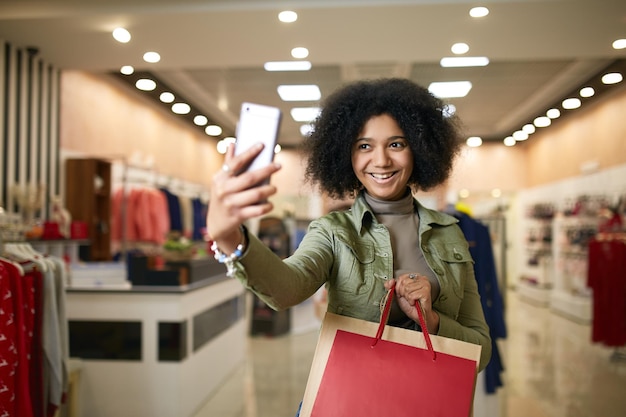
193,291,626,417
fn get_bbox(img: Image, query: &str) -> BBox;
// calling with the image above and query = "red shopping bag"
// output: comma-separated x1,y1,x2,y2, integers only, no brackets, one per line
299,286,481,417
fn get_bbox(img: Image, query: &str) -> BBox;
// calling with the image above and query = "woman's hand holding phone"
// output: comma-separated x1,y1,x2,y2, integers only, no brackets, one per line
206,140,281,252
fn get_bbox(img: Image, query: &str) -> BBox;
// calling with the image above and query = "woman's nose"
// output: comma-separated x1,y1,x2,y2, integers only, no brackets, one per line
372,147,391,166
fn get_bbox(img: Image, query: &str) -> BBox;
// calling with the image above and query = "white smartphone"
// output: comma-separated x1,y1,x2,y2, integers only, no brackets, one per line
234,102,282,180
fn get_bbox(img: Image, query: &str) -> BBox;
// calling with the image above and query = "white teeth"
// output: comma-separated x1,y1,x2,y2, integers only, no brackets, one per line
371,172,394,179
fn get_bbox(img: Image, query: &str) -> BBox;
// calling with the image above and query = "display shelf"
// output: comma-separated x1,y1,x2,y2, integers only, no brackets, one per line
550,215,599,323
517,280,551,306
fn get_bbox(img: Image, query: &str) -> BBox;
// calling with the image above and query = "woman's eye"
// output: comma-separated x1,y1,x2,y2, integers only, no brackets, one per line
390,141,407,148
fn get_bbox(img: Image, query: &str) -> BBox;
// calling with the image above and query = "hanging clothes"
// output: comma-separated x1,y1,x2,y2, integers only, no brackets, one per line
0,244,69,417
455,212,507,394
587,234,626,348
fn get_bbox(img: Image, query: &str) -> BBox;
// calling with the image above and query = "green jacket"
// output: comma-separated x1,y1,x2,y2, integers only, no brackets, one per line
234,193,492,370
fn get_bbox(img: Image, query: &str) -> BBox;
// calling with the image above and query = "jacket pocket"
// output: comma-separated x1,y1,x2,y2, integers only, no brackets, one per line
333,231,375,294
430,242,473,313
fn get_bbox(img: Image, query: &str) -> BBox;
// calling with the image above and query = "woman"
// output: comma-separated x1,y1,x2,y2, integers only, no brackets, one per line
207,78,492,371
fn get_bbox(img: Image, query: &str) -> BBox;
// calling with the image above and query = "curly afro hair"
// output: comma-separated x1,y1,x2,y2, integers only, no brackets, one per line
302,78,463,199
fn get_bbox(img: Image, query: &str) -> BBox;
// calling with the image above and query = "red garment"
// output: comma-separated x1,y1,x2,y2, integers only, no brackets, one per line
0,260,35,417
587,237,626,347
0,262,18,417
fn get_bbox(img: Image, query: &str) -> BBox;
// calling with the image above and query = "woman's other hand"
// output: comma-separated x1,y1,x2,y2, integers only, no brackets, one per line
384,273,440,334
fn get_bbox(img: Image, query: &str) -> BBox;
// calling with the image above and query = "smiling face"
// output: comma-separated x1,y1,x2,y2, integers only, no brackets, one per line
351,114,414,201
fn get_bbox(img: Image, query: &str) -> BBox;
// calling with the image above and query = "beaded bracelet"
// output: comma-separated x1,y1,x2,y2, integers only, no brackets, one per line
210,227,246,277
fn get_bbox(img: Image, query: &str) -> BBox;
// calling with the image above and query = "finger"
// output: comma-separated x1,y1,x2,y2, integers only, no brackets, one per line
223,142,265,175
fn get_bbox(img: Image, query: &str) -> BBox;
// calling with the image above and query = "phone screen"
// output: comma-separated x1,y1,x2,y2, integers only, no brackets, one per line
234,102,282,175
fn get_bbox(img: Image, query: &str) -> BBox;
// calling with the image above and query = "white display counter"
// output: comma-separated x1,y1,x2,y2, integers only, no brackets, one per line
66,274,247,417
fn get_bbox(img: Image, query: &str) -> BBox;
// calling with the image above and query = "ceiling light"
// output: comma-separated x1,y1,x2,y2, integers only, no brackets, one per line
291,47,309,59
159,92,175,103
513,130,528,141
143,51,161,63
135,79,156,91
112,28,131,43
491,188,502,198
469,7,489,18
522,124,536,134
428,81,472,98
442,104,456,117
503,136,516,146
451,43,469,55
194,115,208,126
120,65,134,75
459,189,470,199
274,144,282,154
264,61,312,71
466,136,482,147
579,87,595,98
205,124,222,136
290,107,321,122
300,124,314,136
602,72,623,85
534,116,551,127
562,98,581,109
277,84,321,101
440,57,489,67
612,39,626,50
217,137,236,154
172,103,190,114
278,11,298,23
546,108,560,119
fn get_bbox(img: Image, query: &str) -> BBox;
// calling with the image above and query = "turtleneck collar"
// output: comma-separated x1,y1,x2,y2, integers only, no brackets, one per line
363,188,414,215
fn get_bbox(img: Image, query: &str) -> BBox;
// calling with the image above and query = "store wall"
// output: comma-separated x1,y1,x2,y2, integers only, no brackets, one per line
60,71,223,186
523,85,626,186
59,70,626,214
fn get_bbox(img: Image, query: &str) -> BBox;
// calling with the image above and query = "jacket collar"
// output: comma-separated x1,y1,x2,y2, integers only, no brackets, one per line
350,190,458,234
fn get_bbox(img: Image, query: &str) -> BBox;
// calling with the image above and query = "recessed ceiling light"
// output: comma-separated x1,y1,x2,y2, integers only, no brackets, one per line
143,51,161,63
217,137,236,154
469,7,489,18
274,144,282,154
522,124,536,134
466,136,482,147
278,11,298,23
194,115,208,126
562,98,581,109
612,39,626,50
172,103,190,114
440,57,489,67
159,92,175,103
120,65,134,75
442,104,456,117
579,87,595,98
135,78,156,91
277,85,321,101
546,108,560,119
428,81,472,98
290,107,321,122
264,61,312,71
300,124,314,136
451,43,470,55
112,28,131,43
513,130,528,141
491,188,502,198
602,72,623,85
534,116,551,127
291,47,309,59
459,189,470,199
205,124,223,136
503,136,516,146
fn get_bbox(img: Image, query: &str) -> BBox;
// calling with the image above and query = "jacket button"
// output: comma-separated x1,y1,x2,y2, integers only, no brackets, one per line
434,268,443,275
454,253,462,260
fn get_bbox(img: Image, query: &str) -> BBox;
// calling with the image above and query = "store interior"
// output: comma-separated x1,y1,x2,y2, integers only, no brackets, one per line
1,1,626,417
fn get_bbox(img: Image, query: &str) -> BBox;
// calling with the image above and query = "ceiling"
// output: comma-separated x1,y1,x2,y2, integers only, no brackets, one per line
1,0,625,147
